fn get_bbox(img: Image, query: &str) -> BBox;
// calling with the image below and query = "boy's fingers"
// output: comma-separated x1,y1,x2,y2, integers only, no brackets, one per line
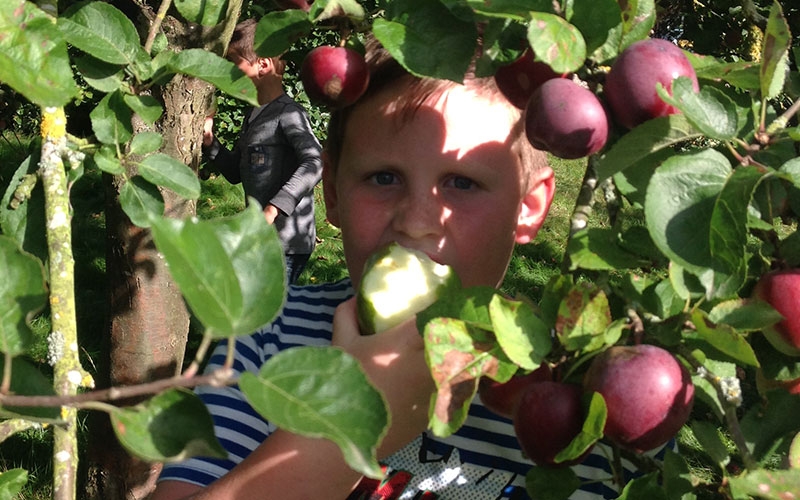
331,297,360,346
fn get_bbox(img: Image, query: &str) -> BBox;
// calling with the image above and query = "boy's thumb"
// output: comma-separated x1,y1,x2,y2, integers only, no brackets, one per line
331,297,361,346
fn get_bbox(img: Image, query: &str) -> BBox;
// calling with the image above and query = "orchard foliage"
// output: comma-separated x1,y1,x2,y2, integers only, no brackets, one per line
0,0,799,499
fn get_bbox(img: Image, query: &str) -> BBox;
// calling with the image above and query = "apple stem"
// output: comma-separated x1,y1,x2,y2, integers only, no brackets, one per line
676,345,758,470
626,308,644,345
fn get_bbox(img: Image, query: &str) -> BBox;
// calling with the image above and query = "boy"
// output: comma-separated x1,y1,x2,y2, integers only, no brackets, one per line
153,38,629,499
202,19,322,284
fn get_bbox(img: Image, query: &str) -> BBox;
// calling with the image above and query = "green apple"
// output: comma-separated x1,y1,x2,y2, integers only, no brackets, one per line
357,243,460,335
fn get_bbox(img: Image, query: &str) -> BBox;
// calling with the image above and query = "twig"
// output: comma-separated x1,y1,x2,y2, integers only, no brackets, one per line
676,345,758,470
0,367,236,410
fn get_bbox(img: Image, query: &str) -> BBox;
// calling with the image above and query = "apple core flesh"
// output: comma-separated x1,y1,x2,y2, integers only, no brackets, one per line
583,344,694,453
356,243,459,335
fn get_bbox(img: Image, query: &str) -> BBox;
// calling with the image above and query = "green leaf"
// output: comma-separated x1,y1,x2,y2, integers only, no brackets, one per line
555,283,611,352
525,466,581,500
489,295,551,371
129,132,163,156
0,155,48,264
687,309,759,367
119,176,164,227
687,53,761,91
708,298,784,332
253,10,313,58
423,317,488,437
123,95,163,125
150,204,286,338
618,0,656,50
729,468,800,499
0,1,78,107
240,346,387,479
59,2,146,66
690,420,730,468
169,49,258,106
138,153,201,200
760,1,791,99
173,0,228,26
74,55,126,93
0,469,28,499
372,0,477,82
617,471,669,500
657,77,740,140
417,286,496,331
463,0,553,19
90,91,134,145
553,391,605,464
310,0,366,23
0,236,47,357
741,390,800,462
663,448,697,500
645,149,739,298
568,0,621,57
595,114,702,181
753,333,800,382
110,388,227,462
527,13,586,74
567,228,649,271
91,145,125,175
0,356,59,421
708,165,768,290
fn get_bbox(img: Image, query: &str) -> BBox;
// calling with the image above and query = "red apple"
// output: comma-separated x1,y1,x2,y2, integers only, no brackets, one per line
494,49,562,109
300,46,369,108
604,38,699,129
583,344,694,454
478,364,552,419
753,269,800,356
525,78,609,159
273,0,312,12
513,381,593,467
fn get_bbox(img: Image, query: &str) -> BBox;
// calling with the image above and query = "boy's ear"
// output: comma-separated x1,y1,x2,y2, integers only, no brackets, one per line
321,151,341,228
515,166,555,244
256,57,271,76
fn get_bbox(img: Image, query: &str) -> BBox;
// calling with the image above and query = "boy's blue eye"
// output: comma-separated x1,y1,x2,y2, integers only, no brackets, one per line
372,172,397,185
448,176,476,190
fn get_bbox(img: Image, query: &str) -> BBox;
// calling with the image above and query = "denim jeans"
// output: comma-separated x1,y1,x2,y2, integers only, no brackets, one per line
285,253,311,285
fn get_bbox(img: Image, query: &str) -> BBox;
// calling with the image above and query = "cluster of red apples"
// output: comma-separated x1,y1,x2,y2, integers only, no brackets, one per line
479,344,695,467
295,33,700,161
497,38,699,159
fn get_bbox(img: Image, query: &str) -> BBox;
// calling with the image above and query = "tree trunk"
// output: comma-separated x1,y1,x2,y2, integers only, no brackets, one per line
81,4,242,496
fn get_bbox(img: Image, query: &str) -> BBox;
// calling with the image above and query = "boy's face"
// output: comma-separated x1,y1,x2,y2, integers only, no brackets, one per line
324,83,553,289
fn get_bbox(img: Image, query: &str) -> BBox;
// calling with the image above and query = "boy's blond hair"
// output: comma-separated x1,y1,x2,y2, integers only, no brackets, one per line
324,36,547,193
227,19,287,76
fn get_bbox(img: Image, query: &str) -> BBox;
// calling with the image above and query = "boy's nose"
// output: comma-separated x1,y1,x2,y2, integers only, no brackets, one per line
393,189,448,240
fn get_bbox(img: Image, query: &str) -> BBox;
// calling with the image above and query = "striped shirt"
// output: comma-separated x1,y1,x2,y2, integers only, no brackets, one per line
158,279,659,499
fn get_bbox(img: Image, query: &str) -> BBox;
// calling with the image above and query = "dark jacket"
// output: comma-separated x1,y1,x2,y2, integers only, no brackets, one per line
204,93,322,255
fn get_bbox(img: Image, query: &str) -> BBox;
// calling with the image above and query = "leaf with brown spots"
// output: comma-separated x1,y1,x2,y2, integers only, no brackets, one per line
424,317,508,437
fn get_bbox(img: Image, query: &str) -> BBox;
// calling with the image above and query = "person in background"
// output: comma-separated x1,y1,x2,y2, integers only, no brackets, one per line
202,18,322,284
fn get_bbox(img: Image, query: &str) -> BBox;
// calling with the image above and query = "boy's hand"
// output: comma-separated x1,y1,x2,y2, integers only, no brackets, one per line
202,116,214,146
332,297,434,457
264,204,279,224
